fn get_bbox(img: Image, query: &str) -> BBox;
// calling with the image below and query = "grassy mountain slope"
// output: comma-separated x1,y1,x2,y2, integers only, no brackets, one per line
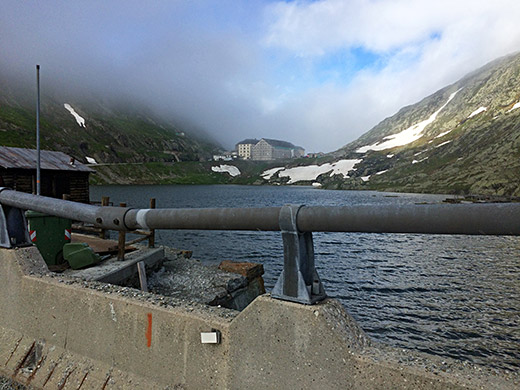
0,78,220,165
265,52,520,196
89,160,278,186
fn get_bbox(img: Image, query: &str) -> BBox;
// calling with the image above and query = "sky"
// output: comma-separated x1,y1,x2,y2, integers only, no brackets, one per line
2,0,520,153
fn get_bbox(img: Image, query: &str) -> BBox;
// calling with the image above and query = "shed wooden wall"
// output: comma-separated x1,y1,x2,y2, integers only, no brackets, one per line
0,168,90,203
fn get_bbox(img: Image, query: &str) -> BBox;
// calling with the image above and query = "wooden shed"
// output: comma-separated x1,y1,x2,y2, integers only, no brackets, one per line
0,146,94,203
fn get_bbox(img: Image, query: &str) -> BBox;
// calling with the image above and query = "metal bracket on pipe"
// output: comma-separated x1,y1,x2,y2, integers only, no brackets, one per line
272,205,326,305
0,188,31,248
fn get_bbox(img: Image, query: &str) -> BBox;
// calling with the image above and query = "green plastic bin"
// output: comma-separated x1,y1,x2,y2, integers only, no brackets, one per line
26,211,72,266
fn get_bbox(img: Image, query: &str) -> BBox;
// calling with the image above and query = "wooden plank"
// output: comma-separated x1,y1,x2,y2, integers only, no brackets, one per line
71,233,135,255
137,261,148,292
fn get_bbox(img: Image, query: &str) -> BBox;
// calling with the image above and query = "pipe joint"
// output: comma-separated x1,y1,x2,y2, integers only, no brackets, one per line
94,207,134,231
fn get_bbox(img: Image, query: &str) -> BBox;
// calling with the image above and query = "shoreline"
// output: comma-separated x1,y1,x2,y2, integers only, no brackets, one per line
88,161,518,198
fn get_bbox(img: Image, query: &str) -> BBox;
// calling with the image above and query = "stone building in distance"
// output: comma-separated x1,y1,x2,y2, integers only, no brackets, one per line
235,138,304,161
235,139,259,160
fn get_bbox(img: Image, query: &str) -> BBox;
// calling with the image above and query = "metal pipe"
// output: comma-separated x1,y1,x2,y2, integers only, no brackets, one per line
1,188,520,236
0,188,99,224
124,207,281,231
296,204,520,235
124,203,520,235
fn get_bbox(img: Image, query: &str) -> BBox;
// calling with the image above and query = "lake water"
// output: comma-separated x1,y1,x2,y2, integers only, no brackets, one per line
90,184,520,371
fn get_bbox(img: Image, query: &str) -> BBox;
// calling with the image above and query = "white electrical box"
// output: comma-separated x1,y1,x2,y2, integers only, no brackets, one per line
201,330,221,344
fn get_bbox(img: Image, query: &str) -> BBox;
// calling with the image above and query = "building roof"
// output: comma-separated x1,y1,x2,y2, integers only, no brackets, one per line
236,139,259,146
260,138,297,149
0,146,93,172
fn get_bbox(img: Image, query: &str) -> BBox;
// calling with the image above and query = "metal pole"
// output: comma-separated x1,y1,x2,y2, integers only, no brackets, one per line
117,202,127,260
36,65,41,196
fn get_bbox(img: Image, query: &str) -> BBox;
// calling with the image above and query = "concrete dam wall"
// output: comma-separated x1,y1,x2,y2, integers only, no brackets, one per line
0,246,516,389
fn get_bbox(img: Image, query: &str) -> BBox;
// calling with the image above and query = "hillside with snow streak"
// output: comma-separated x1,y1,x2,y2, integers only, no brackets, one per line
356,89,461,153
266,52,520,196
0,77,220,167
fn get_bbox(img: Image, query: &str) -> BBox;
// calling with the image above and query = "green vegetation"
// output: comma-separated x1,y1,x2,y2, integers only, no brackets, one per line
89,160,278,186
0,79,222,166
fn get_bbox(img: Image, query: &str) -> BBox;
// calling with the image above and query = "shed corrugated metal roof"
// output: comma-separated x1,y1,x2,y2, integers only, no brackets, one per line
0,146,93,172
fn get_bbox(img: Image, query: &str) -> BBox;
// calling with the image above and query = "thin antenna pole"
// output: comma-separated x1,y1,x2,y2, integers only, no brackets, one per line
36,65,41,195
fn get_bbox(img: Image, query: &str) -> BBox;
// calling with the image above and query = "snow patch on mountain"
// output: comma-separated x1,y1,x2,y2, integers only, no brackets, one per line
64,104,86,127
359,169,388,183
436,140,452,148
356,89,461,153
468,107,487,118
435,130,452,138
412,157,428,164
507,102,520,112
261,167,284,180
211,165,241,177
86,156,97,164
263,159,362,184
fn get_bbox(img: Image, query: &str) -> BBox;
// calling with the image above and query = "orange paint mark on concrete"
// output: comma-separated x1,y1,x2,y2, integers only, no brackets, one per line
146,313,152,347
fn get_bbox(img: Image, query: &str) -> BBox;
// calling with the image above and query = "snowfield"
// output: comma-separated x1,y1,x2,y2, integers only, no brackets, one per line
211,165,241,177
356,89,460,153
64,104,86,127
263,159,362,184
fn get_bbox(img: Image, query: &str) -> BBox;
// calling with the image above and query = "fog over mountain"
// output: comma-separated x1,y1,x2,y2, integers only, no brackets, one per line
2,1,520,152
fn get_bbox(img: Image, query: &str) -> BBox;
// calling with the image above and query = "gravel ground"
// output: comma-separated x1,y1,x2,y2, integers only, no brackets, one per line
37,246,240,321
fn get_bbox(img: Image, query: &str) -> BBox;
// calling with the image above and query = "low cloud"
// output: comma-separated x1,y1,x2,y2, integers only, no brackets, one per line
1,1,520,153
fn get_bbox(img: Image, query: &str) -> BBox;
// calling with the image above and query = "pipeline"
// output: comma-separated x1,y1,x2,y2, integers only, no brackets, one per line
1,187,520,236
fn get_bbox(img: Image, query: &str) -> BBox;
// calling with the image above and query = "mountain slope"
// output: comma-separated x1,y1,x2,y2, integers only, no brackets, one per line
0,77,220,165
264,52,520,196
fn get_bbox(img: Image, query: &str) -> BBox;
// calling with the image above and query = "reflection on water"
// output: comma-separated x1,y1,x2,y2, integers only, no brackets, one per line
90,185,520,371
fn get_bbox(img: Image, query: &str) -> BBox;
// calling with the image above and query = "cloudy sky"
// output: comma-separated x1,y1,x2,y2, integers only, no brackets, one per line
2,0,520,152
